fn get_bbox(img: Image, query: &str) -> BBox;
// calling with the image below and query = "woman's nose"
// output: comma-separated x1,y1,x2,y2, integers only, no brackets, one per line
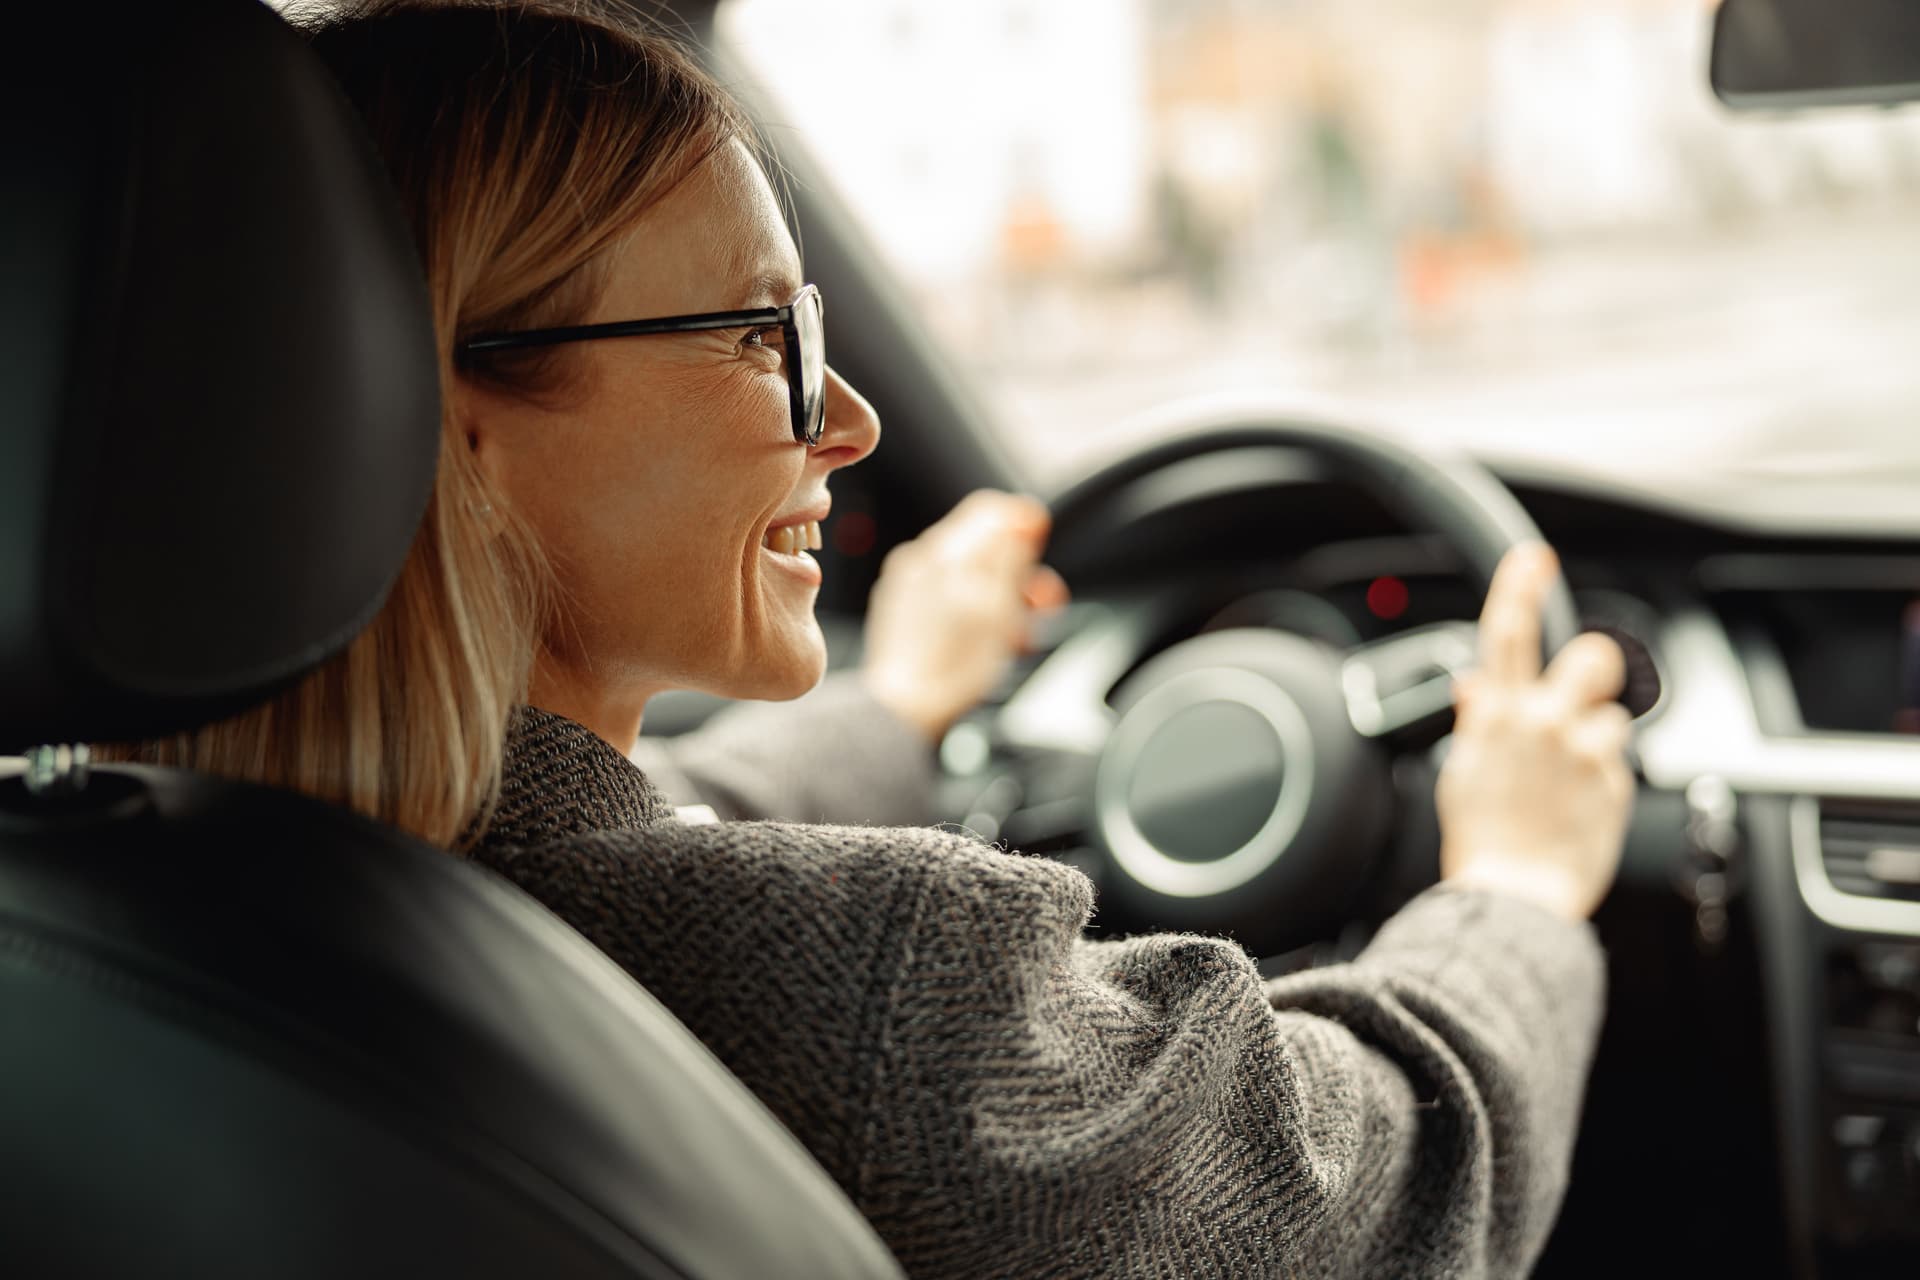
809,365,880,471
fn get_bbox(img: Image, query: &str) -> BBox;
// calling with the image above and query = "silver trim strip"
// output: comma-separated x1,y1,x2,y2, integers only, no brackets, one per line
1640,606,1920,935
1635,609,1920,801
1789,796,1920,937
1095,668,1315,899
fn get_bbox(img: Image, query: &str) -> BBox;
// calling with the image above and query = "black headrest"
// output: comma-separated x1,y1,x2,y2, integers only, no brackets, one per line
0,0,438,752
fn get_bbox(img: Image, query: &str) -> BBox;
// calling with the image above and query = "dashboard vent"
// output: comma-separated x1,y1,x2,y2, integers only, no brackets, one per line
1819,801,1920,904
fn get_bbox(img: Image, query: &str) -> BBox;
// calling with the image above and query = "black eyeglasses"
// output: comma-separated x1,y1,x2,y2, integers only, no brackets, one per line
460,283,827,446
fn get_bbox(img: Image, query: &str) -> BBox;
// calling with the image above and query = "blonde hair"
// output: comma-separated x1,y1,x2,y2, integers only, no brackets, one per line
97,0,748,848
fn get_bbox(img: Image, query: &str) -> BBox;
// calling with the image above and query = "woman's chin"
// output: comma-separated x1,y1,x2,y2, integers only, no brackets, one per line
727,633,827,702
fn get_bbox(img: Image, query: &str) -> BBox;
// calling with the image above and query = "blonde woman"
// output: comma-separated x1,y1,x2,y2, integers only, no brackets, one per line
118,2,1635,1275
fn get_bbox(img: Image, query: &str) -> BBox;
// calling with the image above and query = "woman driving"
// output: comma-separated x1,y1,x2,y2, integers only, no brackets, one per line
128,2,1636,1275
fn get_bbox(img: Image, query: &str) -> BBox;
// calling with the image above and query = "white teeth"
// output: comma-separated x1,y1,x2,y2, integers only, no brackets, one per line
764,520,823,555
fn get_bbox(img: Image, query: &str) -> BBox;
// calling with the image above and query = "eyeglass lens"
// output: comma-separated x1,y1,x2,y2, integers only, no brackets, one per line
794,288,825,444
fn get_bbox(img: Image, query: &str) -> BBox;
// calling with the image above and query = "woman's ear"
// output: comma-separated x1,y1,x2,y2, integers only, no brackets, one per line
452,375,509,487
449,375,518,533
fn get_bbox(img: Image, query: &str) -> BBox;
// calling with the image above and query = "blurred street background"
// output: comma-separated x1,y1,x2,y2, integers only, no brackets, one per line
724,0,1920,514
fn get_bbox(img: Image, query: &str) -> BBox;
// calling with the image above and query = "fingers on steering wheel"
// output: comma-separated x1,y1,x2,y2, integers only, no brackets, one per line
943,492,1050,572
1544,631,1628,714
1479,542,1557,685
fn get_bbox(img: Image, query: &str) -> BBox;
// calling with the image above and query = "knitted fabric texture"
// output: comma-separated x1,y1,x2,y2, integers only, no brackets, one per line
471,705,1606,1279
629,672,940,826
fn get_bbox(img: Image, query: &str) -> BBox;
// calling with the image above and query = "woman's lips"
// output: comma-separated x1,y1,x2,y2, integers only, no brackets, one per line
760,501,828,587
760,542,823,586
759,518,823,587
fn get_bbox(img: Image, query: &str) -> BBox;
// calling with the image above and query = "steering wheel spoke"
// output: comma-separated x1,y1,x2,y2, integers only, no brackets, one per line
991,602,1151,760
1341,620,1478,742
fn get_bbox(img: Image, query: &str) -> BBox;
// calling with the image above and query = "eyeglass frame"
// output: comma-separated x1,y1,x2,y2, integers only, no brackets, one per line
458,283,827,446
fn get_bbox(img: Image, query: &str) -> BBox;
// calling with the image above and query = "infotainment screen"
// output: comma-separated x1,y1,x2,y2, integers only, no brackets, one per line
1712,587,1920,735
1897,601,1920,734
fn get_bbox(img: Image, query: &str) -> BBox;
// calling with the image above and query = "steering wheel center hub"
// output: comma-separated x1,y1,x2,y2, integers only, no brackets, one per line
1098,669,1315,896
1089,627,1391,955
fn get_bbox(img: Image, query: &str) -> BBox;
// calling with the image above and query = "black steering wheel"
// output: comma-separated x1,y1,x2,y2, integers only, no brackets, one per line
992,418,1580,958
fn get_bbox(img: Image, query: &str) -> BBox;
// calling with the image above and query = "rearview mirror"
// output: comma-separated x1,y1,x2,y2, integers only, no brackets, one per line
1712,0,1920,110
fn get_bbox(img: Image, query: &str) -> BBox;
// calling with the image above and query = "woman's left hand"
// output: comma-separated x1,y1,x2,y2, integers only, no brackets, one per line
861,490,1070,744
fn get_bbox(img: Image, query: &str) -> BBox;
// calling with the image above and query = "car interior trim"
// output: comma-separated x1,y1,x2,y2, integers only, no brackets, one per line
995,603,1135,758
1639,609,1920,800
1788,796,1920,937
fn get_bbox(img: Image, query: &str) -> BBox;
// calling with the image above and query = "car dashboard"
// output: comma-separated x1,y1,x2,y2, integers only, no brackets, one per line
951,467,1920,1276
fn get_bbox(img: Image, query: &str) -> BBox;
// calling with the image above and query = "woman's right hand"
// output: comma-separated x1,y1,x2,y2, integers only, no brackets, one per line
1436,543,1635,921
860,491,1070,744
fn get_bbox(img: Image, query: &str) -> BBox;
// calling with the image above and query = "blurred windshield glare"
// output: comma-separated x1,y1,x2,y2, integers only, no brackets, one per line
720,0,1920,525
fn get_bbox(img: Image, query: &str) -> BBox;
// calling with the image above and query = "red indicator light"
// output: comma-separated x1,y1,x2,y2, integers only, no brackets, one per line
1366,576,1410,621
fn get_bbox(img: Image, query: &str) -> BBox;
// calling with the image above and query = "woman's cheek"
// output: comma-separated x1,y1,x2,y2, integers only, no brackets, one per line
707,354,802,443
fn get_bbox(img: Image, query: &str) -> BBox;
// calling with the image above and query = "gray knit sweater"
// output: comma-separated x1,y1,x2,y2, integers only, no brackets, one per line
470,685,1606,1279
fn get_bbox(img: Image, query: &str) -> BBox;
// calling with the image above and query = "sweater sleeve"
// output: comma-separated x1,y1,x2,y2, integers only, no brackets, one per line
1259,885,1605,1277
481,822,1603,1280
630,671,938,826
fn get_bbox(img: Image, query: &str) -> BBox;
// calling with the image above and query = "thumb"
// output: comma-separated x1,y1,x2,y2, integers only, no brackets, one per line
1023,565,1070,612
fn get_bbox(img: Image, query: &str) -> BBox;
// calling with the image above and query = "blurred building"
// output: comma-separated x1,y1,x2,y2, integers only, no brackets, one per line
724,0,1149,291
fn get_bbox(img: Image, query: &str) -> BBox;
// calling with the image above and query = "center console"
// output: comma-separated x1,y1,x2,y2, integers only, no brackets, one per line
1668,557,1920,1274
1800,801,1920,1265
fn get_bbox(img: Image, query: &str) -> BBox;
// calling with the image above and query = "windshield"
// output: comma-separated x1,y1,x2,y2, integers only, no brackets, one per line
720,0,1920,527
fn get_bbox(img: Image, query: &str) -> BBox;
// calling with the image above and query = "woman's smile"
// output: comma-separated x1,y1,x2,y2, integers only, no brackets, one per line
759,525,824,586
760,497,830,585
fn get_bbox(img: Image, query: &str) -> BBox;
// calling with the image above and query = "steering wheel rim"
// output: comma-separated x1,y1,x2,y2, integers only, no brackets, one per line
1011,415,1578,957
1047,417,1581,654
